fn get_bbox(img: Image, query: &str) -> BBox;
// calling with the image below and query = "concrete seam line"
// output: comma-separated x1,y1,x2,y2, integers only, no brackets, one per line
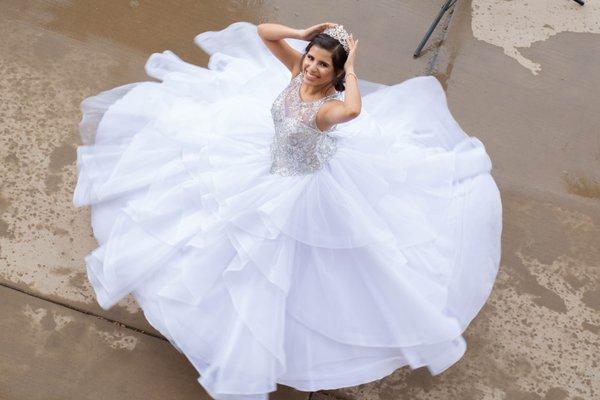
0,281,165,340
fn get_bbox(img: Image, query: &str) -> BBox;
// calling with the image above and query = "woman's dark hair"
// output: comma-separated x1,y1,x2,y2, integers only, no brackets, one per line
301,33,349,92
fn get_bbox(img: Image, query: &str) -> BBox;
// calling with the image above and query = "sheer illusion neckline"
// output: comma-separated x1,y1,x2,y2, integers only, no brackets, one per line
296,72,338,104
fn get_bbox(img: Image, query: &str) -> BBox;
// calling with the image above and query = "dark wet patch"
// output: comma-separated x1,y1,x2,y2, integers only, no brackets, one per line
509,357,533,377
32,0,274,68
30,31,71,64
432,59,453,92
68,271,89,290
504,389,542,400
3,152,19,166
0,192,10,213
581,321,600,335
563,272,586,291
563,172,600,200
52,267,72,276
529,286,567,313
0,218,14,239
502,249,567,314
44,173,62,194
543,387,569,400
272,383,311,400
51,226,69,236
48,141,76,172
499,192,600,314
404,368,435,392
430,36,455,90
485,358,519,393
581,289,600,312
39,309,55,332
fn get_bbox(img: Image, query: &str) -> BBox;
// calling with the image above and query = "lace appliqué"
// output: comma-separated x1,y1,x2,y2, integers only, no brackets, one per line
269,72,341,177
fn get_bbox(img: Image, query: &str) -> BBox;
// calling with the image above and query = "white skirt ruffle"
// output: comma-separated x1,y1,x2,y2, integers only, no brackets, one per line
73,21,502,400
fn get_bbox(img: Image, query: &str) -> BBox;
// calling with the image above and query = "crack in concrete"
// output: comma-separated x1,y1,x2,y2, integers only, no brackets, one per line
0,281,164,341
2,281,344,399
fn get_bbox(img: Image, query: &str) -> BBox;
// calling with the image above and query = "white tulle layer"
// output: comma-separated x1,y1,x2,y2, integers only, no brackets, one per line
73,21,502,400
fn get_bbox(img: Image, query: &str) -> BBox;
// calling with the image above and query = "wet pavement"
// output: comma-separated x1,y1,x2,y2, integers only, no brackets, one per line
1,0,598,399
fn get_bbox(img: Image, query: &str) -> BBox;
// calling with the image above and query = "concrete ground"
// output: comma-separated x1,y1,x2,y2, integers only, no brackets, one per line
1,0,598,399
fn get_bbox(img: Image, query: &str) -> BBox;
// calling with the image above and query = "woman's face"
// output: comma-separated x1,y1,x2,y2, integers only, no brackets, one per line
302,45,336,87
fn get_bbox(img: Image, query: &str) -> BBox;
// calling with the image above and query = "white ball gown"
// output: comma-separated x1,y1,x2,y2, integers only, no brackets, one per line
73,21,502,400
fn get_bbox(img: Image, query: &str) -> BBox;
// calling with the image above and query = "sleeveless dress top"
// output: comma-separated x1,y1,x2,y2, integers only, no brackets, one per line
269,72,342,176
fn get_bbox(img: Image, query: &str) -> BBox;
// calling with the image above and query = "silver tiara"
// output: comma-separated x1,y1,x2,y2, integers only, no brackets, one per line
323,25,350,53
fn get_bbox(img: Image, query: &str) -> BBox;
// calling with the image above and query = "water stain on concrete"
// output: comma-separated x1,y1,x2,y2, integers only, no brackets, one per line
67,270,90,291
3,152,19,166
581,321,599,336
544,388,569,400
23,304,48,325
0,13,147,319
4,0,273,68
581,288,600,312
471,0,600,74
511,250,567,314
0,218,13,239
0,193,14,239
53,312,74,331
563,172,600,200
23,303,74,332
46,141,77,193
432,57,453,92
49,141,77,172
0,193,10,212
23,304,136,351
563,272,586,291
45,173,63,194
89,325,139,351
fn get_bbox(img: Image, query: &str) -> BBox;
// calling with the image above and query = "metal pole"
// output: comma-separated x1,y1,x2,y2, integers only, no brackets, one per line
414,0,456,58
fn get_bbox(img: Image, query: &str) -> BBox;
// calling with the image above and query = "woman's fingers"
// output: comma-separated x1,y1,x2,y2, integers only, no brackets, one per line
348,34,355,48
347,35,354,49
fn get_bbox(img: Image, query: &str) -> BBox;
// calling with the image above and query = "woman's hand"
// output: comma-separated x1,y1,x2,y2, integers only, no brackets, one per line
344,34,358,71
299,22,336,41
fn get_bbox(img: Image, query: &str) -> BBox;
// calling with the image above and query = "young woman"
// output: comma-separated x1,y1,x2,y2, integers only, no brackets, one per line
73,21,502,400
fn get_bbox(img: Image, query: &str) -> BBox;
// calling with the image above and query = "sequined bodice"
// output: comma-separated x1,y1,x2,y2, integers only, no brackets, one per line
269,72,341,176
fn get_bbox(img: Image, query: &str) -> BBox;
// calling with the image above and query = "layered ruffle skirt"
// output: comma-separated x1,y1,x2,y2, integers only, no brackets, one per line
73,21,502,400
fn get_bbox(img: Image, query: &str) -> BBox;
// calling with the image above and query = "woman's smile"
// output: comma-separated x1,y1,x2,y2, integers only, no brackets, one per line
304,70,319,81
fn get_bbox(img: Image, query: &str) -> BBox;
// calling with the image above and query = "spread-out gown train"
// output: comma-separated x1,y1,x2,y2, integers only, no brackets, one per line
73,21,502,400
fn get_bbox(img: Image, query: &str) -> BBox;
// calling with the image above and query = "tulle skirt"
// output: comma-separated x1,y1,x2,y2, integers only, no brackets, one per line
73,21,502,400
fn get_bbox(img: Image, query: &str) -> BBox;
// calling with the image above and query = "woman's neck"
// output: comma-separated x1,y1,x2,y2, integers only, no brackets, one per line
301,79,335,99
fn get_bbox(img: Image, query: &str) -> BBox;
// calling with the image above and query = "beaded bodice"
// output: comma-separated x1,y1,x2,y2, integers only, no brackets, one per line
269,72,342,176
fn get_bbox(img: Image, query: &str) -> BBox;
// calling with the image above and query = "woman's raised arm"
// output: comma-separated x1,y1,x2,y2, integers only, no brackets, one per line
257,23,336,73
257,23,304,73
316,33,362,131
